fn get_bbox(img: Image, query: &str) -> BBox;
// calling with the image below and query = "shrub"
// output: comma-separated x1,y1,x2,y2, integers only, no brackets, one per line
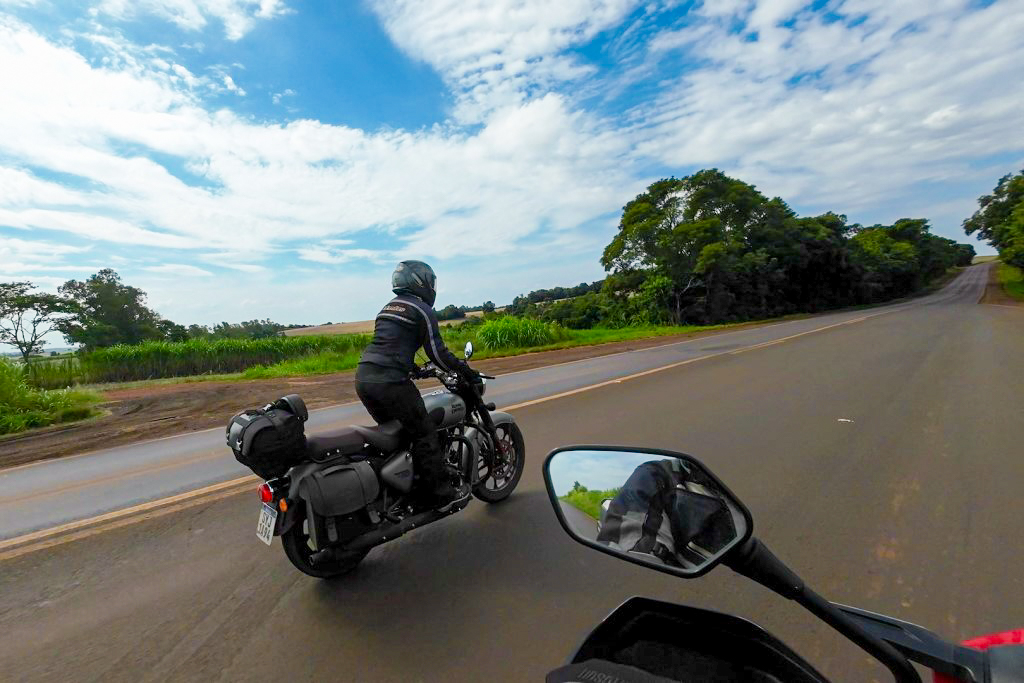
0,359,99,434
476,316,565,350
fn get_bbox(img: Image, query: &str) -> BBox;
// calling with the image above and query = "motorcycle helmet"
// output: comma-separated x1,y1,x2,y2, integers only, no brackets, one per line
392,260,437,306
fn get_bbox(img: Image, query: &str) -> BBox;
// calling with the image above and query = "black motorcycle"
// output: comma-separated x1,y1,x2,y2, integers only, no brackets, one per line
542,445,1024,683
229,342,525,579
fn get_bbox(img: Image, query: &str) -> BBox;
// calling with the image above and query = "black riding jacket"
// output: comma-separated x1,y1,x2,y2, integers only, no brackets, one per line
356,293,466,383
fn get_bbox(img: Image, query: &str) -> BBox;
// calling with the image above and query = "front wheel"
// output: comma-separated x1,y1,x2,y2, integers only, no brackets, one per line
281,512,368,579
473,421,525,503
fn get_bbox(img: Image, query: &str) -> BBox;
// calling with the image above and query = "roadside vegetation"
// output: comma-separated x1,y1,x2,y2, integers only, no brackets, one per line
561,483,621,520
964,168,1024,272
0,358,101,435
998,263,1024,301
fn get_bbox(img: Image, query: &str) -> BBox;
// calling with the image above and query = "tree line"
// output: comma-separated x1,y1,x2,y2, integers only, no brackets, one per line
512,170,975,329
0,269,313,362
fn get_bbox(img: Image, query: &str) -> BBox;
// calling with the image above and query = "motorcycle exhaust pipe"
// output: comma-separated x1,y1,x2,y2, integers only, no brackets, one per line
310,500,470,565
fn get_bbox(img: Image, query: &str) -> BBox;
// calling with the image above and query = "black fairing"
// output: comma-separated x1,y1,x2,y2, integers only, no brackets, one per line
562,597,828,683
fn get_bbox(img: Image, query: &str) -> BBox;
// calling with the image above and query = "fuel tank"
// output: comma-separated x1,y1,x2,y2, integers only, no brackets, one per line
422,390,467,428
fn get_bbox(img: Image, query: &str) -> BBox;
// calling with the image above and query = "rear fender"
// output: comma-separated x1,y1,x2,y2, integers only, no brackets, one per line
274,461,326,536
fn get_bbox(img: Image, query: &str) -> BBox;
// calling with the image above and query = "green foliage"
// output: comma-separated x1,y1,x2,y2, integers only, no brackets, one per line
57,269,172,349
964,170,1024,269
597,170,973,325
561,487,621,520
476,316,566,350
998,263,1024,301
189,319,290,340
436,304,466,321
0,358,100,434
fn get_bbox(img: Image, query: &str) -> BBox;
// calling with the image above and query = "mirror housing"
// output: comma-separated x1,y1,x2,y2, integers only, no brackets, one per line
464,341,474,360
543,445,753,578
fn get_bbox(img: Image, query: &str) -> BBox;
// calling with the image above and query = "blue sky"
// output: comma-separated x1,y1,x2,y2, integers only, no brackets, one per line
1,0,1020,346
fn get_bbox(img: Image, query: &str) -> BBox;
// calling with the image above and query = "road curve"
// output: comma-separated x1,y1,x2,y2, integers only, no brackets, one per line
2,264,1022,683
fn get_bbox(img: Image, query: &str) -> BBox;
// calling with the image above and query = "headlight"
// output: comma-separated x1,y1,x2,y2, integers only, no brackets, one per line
478,377,487,396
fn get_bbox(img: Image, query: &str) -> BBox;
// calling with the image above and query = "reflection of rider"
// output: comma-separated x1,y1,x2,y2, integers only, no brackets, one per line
595,459,736,568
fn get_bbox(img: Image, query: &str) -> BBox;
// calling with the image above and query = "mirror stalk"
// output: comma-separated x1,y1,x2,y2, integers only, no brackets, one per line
726,537,921,683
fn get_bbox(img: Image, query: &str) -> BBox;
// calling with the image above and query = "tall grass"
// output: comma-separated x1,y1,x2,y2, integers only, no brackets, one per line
475,316,566,350
0,359,101,434
26,335,372,387
561,488,621,520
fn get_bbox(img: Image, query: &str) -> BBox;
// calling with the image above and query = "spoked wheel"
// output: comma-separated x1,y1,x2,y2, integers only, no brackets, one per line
281,512,368,579
473,422,525,503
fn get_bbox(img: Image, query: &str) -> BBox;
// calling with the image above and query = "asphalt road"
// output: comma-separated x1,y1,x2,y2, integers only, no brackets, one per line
0,268,983,540
2,264,1022,682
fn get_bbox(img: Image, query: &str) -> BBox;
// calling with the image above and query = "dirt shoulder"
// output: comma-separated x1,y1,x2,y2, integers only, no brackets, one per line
0,322,781,469
979,262,1024,307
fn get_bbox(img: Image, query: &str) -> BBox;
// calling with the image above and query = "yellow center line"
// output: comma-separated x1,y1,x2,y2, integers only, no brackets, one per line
0,475,257,555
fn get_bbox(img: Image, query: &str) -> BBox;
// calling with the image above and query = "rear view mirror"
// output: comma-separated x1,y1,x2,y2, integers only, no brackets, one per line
543,446,753,578
464,341,474,360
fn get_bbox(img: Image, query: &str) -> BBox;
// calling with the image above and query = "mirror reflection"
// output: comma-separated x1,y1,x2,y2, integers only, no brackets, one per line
464,341,474,360
548,449,749,575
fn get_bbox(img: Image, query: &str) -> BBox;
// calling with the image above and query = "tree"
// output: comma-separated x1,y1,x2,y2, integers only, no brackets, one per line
481,301,496,313
57,269,167,349
0,282,75,362
602,171,768,323
964,170,1024,269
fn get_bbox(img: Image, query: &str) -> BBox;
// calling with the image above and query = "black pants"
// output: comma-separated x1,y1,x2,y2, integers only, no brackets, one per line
355,380,444,489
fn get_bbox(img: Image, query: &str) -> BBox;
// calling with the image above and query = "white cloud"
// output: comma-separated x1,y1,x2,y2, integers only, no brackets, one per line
0,17,637,265
145,263,213,276
632,0,1024,216
92,0,291,40
368,0,640,122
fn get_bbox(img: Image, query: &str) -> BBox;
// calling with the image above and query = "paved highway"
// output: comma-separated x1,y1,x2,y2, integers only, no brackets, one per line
1,264,1021,682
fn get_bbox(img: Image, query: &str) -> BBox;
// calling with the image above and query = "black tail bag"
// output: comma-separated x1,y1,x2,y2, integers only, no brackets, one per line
226,394,308,480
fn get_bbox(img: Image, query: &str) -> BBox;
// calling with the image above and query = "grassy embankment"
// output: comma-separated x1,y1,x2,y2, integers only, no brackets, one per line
560,488,621,520
997,263,1024,301
0,359,102,435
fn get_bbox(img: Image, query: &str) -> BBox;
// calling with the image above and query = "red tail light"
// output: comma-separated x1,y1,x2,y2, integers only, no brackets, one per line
258,483,274,503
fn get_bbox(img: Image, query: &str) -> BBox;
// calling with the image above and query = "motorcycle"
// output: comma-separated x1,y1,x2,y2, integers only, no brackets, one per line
542,445,1024,682
238,342,525,579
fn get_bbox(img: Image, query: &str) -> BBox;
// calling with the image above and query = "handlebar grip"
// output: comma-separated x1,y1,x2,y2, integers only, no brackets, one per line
480,374,496,380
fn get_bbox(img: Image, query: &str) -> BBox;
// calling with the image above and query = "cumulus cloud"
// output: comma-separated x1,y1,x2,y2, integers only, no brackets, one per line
0,16,637,267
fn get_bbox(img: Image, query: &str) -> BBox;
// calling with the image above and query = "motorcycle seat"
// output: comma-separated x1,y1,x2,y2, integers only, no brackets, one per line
305,421,405,459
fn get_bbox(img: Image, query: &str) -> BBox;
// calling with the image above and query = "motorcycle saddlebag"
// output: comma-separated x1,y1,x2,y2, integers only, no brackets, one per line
226,395,307,480
299,461,380,517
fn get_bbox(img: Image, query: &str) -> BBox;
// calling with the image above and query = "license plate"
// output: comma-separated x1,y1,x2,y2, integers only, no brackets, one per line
256,503,277,546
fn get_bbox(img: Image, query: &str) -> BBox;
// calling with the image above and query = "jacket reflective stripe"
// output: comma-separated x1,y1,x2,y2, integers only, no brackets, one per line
377,312,415,326
403,296,454,373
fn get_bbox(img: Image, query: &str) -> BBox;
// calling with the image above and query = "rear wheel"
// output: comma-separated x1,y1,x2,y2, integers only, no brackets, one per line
281,512,368,579
473,422,525,503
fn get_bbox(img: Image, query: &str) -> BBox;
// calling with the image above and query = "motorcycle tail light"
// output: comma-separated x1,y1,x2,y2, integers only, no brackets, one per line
258,483,274,503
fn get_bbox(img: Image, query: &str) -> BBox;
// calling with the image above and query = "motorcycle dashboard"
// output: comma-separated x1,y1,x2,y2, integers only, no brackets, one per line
547,597,828,683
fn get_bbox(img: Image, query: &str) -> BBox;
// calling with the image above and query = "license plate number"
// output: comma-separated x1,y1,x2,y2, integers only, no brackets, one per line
256,503,277,545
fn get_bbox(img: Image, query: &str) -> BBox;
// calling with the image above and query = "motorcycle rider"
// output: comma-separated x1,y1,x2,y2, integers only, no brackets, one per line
596,459,736,567
355,260,479,510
